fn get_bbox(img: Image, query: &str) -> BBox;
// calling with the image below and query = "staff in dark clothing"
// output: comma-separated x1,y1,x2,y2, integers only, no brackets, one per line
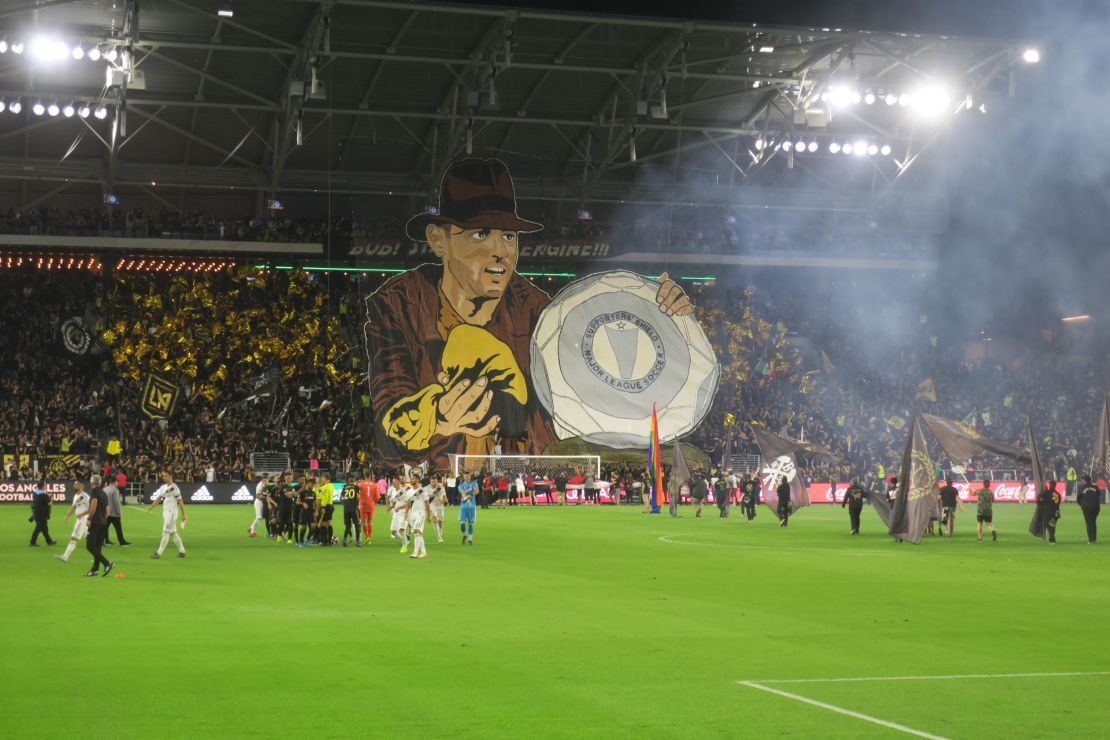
29,476,56,546
776,477,791,527
938,478,964,537
1037,480,1062,545
84,481,113,576
1077,474,1101,544
842,478,866,535
740,474,758,522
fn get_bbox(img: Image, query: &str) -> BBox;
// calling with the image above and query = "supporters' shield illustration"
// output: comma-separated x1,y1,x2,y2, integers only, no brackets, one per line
530,270,719,447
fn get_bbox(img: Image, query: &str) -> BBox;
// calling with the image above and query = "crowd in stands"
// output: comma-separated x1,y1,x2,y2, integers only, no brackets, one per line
0,206,341,243
0,201,935,257
1,268,364,484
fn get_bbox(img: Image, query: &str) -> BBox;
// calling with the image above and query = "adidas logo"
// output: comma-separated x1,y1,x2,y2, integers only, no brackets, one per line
231,485,253,502
191,485,214,502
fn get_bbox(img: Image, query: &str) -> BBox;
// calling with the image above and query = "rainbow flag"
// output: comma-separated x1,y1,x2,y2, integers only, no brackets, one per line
648,403,664,513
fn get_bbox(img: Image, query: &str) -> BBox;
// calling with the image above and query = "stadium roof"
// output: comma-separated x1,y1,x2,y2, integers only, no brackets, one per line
0,0,1035,211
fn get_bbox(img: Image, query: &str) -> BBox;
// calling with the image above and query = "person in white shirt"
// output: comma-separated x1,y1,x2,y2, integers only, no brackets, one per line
55,480,91,563
387,477,406,542
408,477,432,559
205,465,216,483
395,478,417,554
427,475,447,543
248,473,269,538
147,469,187,559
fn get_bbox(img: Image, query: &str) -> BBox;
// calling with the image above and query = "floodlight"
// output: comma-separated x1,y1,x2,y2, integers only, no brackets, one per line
72,44,84,60
11,41,24,55
842,143,853,155
853,141,867,156
829,142,841,154
867,144,879,156
898,93,910,106
62,102,74,117
9,100,21,114
864,91,876,105
885,93,897,106
0,101,5,113
105,47,118,62
77,103,90,118
759,45,774,53
0,40,8,54
754,138,765,151
807,141,818,153
32,101,45,116
87,46,101,61
849,90,862,105
30,36,68,62
828,86,851,107
880,144,892,156
782,140,793,152
1022,48,1040,64
218,6,235,18
94,105,108,119
913,86,951,115
47,102,59,116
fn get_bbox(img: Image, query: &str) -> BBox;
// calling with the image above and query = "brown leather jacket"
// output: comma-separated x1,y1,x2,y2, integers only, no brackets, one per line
363,263,556,467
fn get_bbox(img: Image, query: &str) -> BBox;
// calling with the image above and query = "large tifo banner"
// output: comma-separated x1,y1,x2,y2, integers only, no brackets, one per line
362,158,720,468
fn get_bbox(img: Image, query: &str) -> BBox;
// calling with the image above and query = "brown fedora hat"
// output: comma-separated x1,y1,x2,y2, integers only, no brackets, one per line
406,158,543,241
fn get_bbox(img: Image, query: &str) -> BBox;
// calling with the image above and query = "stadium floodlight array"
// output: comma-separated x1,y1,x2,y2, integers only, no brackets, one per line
116,258,235,273
0,253,103,271
820,83,954,115
755,137,893,158
26,98,102,118
449,454,602,480
0,35,123,65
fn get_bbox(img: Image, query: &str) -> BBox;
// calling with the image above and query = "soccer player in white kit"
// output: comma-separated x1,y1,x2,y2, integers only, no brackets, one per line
408,478,432,559
428,475,447,543
147,470,187,558
395,477,418,554
55,480,91,563
249,472,269,538
387,477,406,542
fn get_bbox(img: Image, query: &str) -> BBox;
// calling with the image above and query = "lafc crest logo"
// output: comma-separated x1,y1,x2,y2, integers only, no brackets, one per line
761,455,796,489
141,374,180,420
908,449,935,501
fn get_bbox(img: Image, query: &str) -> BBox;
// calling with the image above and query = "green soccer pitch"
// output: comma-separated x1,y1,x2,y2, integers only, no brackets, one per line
4,502,1109,739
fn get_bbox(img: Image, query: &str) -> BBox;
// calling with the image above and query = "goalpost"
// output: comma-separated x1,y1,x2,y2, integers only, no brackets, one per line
448,454,601,479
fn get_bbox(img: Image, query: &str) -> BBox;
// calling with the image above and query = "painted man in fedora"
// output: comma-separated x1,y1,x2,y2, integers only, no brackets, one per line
364,157,692,467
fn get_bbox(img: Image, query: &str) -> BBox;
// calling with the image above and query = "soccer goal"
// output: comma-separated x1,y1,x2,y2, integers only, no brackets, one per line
448,454,601,479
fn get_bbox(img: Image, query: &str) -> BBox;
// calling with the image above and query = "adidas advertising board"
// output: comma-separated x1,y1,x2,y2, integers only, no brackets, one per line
230,485,254,502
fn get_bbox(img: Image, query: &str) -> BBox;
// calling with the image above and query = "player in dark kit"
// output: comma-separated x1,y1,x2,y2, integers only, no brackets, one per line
297,478,317,547
272,474,295,543
842,478,866,535
340,478,362,547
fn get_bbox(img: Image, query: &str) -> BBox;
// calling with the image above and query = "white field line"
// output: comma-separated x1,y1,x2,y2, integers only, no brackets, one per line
657,533,897,556
743,671,1110,685
738,680,950,740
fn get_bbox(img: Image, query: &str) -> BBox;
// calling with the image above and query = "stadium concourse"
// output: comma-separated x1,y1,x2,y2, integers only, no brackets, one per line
3,0,1110,737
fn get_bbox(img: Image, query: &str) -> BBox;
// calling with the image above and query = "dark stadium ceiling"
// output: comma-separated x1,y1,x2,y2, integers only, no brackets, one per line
0,0,1034,210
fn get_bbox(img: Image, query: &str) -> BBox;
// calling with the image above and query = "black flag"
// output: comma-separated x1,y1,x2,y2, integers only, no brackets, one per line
920,413,1029,466
669,442,692,518
1093,393,1110,480
889,415,936,544
752,426,812,520
1027,420,1049,538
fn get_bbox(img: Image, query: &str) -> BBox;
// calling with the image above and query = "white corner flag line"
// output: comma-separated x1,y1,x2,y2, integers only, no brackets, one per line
738,681,949,740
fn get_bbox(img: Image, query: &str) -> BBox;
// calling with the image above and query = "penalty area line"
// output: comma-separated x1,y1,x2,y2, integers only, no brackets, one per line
737,681,949,740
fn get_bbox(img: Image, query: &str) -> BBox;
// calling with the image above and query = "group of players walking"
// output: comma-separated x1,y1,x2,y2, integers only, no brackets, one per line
247,469,481,557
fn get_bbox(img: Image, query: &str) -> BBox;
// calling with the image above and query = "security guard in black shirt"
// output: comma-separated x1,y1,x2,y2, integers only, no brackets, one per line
776,477,792,527
1077,474,1101,544
842,478,866,535
740,474,759,522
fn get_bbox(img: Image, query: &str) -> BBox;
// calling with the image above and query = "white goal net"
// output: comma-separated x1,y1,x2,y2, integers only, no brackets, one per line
448,454,601,479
